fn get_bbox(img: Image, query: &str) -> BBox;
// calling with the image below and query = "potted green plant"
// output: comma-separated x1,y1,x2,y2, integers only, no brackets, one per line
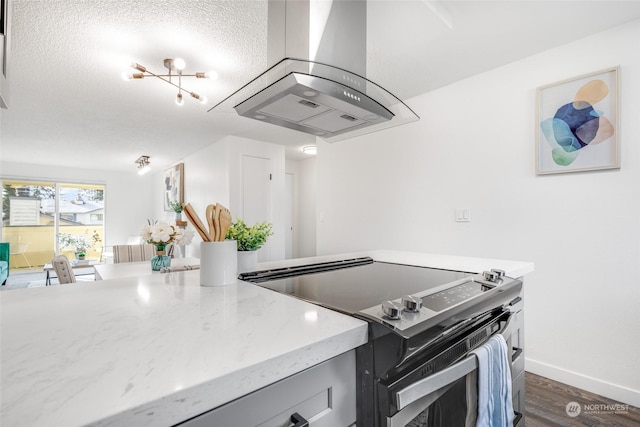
59,232,97,261
169,200,183,221
225,218,273,273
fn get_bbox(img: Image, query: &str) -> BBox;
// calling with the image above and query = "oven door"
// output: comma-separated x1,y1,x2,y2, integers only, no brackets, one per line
381,310,521,427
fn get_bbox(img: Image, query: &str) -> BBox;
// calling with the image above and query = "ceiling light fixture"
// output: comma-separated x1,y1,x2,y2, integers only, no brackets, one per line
122,58,217,106
136,155,151,175
302,145,317,155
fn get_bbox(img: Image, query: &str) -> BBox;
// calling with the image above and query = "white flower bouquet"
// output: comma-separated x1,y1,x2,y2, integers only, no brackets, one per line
141,220,195,249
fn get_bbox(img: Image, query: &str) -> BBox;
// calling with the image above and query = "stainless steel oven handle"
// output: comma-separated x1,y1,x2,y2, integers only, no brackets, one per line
395,354,479,411
395,312,514,411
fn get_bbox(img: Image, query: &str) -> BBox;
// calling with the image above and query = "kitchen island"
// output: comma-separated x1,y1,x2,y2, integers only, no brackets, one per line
0,251,533,426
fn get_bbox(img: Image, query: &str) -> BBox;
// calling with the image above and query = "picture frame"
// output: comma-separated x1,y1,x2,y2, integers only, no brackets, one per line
535,66,619,175
163,163,184,211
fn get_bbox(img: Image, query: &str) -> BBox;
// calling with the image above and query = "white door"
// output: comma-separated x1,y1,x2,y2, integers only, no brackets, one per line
242,155,272,262
285,173,294,259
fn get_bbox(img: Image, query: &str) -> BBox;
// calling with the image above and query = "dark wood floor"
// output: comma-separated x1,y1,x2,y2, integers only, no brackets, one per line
525,372,640,427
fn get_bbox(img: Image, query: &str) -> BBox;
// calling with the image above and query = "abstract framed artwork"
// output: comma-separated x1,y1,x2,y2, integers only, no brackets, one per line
163,163,184,211
536,67,619,175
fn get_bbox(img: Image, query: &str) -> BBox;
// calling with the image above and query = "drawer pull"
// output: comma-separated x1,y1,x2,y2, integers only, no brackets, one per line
290,412,309,427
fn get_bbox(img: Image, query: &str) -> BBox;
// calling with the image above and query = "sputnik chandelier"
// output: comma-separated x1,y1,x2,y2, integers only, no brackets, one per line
122,58,217,106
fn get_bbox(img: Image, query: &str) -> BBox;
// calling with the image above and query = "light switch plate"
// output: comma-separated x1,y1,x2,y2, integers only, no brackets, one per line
455,208,471,222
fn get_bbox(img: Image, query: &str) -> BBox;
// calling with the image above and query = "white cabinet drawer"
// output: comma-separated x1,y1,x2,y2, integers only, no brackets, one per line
179,350,356,427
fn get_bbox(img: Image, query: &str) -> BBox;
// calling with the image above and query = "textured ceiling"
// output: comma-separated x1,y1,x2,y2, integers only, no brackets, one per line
2,1,640,172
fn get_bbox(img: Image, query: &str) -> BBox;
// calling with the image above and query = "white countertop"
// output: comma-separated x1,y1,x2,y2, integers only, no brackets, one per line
0,251,533,427
0,272,367,427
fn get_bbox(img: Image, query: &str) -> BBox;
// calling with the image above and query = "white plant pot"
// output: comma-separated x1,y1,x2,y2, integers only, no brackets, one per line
237,250,258,274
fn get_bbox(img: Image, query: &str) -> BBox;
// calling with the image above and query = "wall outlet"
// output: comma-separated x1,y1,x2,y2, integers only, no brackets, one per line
455,208,471,222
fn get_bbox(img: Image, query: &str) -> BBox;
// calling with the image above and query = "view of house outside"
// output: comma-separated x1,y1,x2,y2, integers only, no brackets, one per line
1,180,105,271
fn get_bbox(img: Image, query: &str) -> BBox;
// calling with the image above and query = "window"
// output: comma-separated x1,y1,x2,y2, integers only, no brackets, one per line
1,179,106,270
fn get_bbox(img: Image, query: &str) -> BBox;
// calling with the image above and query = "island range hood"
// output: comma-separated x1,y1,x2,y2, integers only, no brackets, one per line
208,0,418,142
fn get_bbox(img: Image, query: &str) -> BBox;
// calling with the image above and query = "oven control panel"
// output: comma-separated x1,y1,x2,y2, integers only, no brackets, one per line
422,280,493,312
360,271,514,331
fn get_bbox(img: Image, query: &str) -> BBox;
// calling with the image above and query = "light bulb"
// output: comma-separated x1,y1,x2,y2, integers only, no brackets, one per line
138,165,151,175
191,93,208,105
131,62,146,72
175,93,184,106
122,71,143,80
174,58,186,71
205,70,218,80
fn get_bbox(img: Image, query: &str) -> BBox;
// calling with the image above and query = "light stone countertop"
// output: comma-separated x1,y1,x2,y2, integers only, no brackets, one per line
0,271,367,427
0,251,534,427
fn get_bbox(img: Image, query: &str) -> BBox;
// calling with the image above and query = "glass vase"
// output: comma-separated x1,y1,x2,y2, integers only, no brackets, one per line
151,244,171,271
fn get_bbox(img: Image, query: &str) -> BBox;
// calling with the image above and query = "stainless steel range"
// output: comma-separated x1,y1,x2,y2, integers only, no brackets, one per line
240,257,525,427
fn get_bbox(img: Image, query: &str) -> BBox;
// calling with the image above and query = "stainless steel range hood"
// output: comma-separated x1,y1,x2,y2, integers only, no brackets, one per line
234,63,394,138
208,0,418,142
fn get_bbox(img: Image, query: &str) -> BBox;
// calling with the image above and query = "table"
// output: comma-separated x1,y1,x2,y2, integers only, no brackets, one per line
94,257,200,281
43,260,100,285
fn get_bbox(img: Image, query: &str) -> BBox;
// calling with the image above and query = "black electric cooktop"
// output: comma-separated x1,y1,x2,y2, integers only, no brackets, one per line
243,258,471,314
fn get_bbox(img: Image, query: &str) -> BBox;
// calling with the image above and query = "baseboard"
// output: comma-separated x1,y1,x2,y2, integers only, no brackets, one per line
526,357,640,407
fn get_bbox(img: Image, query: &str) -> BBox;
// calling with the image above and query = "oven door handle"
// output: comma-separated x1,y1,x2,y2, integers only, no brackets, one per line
394,312,514,411
395,354,479,411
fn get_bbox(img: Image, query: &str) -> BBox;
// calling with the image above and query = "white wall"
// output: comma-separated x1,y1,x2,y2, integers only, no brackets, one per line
0,161,154,246
154,136,286,261
316,20,640,406
152,140,229,258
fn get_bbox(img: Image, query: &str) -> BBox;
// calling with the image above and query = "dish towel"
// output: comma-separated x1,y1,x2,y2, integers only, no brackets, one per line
470,334,515,427
159,265,200,273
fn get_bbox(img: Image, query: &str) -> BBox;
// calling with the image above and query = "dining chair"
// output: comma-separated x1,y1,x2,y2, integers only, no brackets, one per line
113,244,155,263
166,243,175,258
52,255,76,284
